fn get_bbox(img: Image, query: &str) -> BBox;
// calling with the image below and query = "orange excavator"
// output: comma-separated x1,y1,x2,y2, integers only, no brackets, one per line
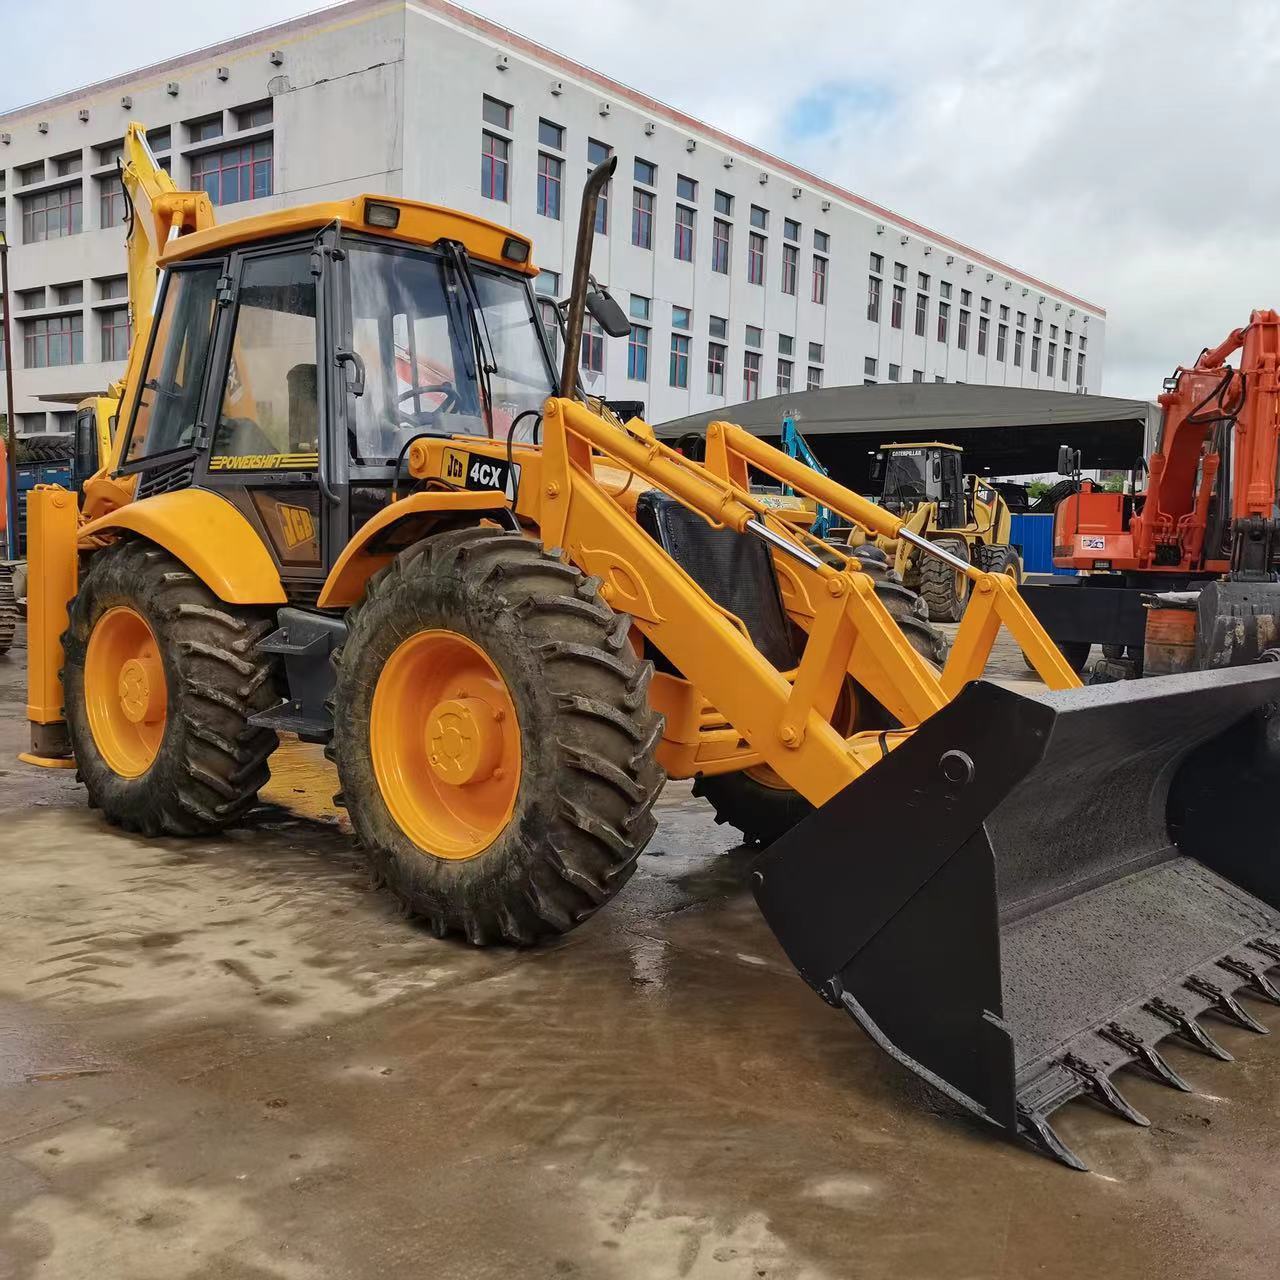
1022,311,1280,675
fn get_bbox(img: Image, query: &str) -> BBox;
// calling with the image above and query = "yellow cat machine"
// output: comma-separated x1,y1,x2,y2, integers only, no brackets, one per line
21,134,1280,1170
871,441,1021,621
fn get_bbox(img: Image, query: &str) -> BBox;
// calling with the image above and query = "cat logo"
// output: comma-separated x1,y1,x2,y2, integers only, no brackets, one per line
442,447,467,482
278,503,316,550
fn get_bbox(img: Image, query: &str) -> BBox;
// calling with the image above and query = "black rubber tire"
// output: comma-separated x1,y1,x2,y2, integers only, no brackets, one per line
0,565,16,654
976,543,1022,585
329,527,666,946
693,576,945,845
919,537,971,622
63,539,281,836
1026,639,1092,674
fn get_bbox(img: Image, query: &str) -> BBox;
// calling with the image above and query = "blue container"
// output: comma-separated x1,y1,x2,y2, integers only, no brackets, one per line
1009,513,1074,576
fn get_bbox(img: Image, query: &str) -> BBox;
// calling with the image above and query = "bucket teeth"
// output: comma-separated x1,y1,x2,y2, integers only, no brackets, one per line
1219,956,1280,1006
1144,997,1235,1062
1248,937,1280,967
1100,1022,1193,1093
1017,1104,1088,1173
1185,975,1270,1034
1062,1053,1149,1127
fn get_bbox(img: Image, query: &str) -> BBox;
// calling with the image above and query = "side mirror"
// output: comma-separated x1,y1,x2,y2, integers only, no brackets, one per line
1057,443,1080,476
586,285,630,339
931,456,943,482
869,452,885,484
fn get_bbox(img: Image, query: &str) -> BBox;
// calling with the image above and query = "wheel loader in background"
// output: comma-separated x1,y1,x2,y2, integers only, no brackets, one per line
20,128,1280,1171
869,441,1022,620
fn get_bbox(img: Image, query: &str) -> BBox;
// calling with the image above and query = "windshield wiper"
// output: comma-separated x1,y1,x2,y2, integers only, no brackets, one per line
442,241,498,437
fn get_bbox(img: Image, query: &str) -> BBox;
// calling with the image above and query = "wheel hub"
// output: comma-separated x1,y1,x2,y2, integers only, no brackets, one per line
426,697,504,785
118,655,164,724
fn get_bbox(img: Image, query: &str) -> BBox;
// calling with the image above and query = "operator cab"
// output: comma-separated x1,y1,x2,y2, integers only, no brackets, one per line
106,195,560,600
871,442,967,527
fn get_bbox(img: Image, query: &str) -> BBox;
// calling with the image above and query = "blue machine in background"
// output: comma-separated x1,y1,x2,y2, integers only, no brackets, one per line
779,416,835,539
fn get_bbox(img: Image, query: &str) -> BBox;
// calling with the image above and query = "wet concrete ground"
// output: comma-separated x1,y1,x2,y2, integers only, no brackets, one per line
2,626,1280,1279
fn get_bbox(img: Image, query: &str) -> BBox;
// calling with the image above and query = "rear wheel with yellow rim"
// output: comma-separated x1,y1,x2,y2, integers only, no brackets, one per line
330,526,665,945
63,540,282,836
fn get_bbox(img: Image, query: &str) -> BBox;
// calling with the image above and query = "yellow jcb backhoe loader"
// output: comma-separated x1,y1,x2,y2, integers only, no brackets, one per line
870,441,1021,621
21,135,1280,1171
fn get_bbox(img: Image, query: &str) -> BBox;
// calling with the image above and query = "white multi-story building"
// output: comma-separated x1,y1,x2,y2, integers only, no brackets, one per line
0,0,1105,436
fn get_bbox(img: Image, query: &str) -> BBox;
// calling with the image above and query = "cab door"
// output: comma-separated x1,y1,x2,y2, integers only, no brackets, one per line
196,242,331,602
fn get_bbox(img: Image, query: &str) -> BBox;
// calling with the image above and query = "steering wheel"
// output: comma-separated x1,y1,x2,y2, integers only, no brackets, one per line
397,382,459,427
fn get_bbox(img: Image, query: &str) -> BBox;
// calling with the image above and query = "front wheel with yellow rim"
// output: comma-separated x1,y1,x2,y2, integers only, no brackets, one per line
330,526,666,946
63,539,282,837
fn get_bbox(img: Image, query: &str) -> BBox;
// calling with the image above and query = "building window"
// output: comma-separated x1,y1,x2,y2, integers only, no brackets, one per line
940,281,952,300
745,325,762,349
1031,335,1041,371
1079,335,1087,352
587,139,611,233
869,251,883,274
814,229,829,253
100,307,132,361
537,153,562,219
1062,347,1071,381
54,282,82,306
1047,342,1057,377
707,342,725,395
537,270,562,297
581,316,604,373
1034,317,1043,334
540,118,565,150
912,369,924,383
17,161,44,187
192,139,273,205
188,114,223,143
743,351,761,400
888,363,900,382
777,359,793,394
98,175,126,227
750,205,768,229
812,255,828,304
961,288,972,306
1050,324,1058,340
24,313,83,368
672,305,691,331
482,95,512,129
778,334,793,356
632,188,654,248
630,294,651,321
148,127,171,152
784,217,800,241
890,284,904,329
480,132,509,201
1014,329,1024,367
977,316,989,356
914,292,928,337
627,325,649,381
714,190,733,216
18,288,45,310
894,262,907,282
634,157,656,185
1077,352,1086,387
747,232,765,285
867,275,882,322
864,357,877,377
808,342,823,363
980,297,991,314
709,315,727,339
996,324,1007,361
676,174,697,202
807,366,823,390
712,218,731,274
999,304,1009,321
53,152,82,177
670,334,690,388
918,272,930,291
98,276,127,300
782,244,798,295
937,301,950,343
538,299,560,358
957,309,969,351
236,101,273,130
1017,311,1026,328
674,204,695,261
22,185,83,242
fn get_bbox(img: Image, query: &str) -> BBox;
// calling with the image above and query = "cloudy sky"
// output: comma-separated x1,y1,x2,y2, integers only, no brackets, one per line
3,0,1275,399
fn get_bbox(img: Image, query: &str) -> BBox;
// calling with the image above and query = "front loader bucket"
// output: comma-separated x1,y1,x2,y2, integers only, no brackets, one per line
753,666,1280,1169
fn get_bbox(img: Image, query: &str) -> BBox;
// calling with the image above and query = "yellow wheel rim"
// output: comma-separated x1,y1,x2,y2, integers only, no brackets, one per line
84,605,167,779
370,630,521,860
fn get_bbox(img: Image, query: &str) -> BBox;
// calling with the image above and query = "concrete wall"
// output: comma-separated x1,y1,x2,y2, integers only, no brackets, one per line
0,0,1105,434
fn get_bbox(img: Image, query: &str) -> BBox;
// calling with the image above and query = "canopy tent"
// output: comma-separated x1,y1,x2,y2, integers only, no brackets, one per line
656,384,1158,490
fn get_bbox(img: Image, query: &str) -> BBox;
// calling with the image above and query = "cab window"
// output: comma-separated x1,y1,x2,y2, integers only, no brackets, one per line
125,265,221,463
211,251,319,465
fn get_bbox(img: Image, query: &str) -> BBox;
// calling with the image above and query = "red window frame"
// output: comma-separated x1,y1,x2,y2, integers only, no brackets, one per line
21,185,82,243
100,307,132,361
747,232,765,285
24,313,82,368
191,139,273,207
581,317,604,373
632,188,654,248
670,334,690,388
890,284,904,329
711,219,731,274
867,275,881,322
782,244,798,295
812,255,828,305
480,131,509,202
536,152,562,219
674,205,695,262
742,351,760,401
707,342,725,395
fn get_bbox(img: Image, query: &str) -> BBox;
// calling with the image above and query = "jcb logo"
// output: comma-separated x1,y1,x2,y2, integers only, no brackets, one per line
443,448,466,481
278,503,315,550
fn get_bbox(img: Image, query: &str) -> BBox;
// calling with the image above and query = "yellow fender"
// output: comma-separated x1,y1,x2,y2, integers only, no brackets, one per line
80,488,286,605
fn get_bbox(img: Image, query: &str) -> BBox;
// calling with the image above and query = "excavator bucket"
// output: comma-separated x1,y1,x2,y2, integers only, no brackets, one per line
753,665,1280,1169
